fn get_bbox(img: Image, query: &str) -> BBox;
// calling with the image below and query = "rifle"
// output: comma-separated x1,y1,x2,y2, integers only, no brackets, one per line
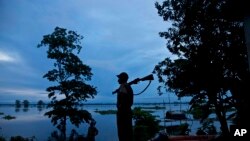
112,74,154,94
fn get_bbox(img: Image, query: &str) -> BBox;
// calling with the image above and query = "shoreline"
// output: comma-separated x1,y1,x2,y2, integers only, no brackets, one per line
0,102,189,106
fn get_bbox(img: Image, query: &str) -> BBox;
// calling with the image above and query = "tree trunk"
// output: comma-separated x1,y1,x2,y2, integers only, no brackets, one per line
61,116,67,140
209,91,230,136
242,12,250,131
214,101,230,136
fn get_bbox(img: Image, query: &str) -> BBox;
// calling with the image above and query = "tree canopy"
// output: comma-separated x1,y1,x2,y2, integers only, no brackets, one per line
153,0,248,136
37,27,97,138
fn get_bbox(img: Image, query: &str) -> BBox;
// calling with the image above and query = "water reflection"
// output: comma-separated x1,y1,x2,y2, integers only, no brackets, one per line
48,130,86,141
14,105,47,113
47,122,99,141
37,105,46,112
15,107,20,113
15,107,30,112
0,104,223,141
23,107,29,112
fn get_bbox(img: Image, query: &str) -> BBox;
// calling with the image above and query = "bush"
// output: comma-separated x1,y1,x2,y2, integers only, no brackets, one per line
133,107,161,141
0,136,6,141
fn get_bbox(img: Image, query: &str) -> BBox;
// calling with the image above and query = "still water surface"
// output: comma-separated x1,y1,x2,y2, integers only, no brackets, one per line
0,104,220,141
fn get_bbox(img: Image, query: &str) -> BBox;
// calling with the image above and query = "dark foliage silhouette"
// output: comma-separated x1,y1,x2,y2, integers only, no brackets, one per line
37,27,97,139
153,0,248,136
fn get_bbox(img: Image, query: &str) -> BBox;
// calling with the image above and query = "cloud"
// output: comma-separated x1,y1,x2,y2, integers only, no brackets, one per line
0,87,48,103
0,50,35,76
86,59,120,72
0,50,20,63
0,0,174,104
0,87,46,96
0,48,45,90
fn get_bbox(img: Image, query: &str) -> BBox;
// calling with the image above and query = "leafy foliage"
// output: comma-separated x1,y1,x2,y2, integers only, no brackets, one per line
23,100,29,108
153,0,247,135
37,27,97,136
15,100,21,108
132,107,161,141
196,119,217,135
37,100,45,106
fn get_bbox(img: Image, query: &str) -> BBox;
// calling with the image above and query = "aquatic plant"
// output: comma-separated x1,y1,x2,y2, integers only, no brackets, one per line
132,107,161,141
2,115,16,120
94,109,117,115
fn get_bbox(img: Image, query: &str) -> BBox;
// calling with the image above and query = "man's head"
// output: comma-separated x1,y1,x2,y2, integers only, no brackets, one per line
117,72,129,83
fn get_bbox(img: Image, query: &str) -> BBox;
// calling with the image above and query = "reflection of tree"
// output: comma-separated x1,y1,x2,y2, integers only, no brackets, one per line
37,100,46,112
48,130,87,141
15,100,21,108
23,107,29,112
23,100,29,108
37,106,43,112
15,107,20,113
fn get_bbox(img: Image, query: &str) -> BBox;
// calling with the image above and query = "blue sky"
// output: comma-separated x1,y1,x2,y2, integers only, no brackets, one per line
0,0,184,104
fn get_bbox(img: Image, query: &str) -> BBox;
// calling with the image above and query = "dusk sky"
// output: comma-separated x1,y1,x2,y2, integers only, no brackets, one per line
0,0,185,104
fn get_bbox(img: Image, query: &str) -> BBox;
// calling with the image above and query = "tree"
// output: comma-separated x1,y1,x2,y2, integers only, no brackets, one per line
153,0,248,136
37,27,97,138
15,100,21,108
23,100,29,108
37,100,45,106
37,100,45,112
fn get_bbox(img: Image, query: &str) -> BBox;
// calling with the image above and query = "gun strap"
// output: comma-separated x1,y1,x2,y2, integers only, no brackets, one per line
133,80,152,95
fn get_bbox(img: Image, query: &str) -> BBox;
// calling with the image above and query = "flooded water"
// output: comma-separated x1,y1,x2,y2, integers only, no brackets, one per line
0,103,224,141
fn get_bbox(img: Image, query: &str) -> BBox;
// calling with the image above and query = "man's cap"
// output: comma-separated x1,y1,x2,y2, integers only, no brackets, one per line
117,72,129,80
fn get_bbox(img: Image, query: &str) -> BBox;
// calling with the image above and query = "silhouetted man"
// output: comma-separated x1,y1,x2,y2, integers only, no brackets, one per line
113,72,134,141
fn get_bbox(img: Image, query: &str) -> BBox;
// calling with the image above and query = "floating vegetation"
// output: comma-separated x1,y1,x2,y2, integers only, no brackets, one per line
135,106,165,110
133,107,161,140
10,135,35,141
94,107,162,115
2,115,16,120
94,110,117,115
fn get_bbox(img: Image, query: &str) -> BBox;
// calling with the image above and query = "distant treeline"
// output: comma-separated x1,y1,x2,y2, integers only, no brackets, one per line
0,100,189,106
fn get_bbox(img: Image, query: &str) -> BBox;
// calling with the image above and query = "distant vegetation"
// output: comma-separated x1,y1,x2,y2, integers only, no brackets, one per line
0,135,35,141
2,115,16,120
0,111,16,120
94,109,117,115
136,105,165,110
15,100,30,108
94,106,165,115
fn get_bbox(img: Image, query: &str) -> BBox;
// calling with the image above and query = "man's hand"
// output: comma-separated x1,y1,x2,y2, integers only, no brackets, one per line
129,78,140,85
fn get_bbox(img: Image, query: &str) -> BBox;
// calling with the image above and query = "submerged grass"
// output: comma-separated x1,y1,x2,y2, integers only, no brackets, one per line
94,109,117,115
137,105,165,110
93,106,161,115
2,115,16,120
